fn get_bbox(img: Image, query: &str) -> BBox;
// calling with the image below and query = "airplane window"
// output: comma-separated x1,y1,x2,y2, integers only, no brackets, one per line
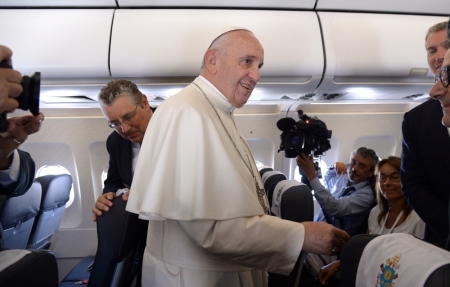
35,165,74,208
294,159,328,192
101,167,108,189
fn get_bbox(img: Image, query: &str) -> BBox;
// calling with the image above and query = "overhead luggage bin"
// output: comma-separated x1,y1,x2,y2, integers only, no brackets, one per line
316,13,448,101
110,10,324,101
117,0,316,9
316,0,450,16
0,0,116,6
0,9,113,78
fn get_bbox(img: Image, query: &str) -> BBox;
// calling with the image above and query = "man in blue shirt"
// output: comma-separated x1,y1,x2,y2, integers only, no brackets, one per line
297,147,379,236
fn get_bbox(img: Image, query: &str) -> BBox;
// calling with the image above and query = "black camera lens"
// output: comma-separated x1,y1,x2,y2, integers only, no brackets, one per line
0,60,40,132
277,112,332,158
288,134,303,147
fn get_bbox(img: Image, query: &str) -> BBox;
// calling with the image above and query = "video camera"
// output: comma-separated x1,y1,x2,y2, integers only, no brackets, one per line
277,110,332,158
0,60,40,133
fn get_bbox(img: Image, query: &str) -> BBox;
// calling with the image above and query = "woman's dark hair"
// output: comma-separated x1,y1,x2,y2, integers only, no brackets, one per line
375,156,413,226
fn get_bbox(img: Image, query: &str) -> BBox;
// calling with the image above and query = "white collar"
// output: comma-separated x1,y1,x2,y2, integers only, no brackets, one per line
197,76,235,113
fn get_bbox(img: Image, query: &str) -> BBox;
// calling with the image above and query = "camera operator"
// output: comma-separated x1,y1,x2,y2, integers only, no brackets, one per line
296,147,378,285
0,45,44,197
296,147,379,237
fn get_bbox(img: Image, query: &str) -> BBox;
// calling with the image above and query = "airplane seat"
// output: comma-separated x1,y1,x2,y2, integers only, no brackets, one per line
261,171,287,207
0,181,42,249
259,166,274,178
340,233,450,287
268,180,314,287
0,249,58,287
28,174,72,249
71,195,145,287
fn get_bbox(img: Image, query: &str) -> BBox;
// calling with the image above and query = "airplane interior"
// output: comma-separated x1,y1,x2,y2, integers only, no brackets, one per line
1,0,450,286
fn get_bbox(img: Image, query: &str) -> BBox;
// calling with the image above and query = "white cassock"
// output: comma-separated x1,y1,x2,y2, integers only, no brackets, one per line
127,76,305,287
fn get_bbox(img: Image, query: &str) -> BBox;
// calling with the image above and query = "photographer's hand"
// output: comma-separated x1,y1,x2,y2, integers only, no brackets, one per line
0,45,23,114
296,153,317,181
0,113,44,169
334,162,347,175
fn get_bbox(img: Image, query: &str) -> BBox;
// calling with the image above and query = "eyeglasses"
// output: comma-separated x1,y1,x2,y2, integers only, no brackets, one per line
108,105,139,129
434,66,450,88
378,173,401,183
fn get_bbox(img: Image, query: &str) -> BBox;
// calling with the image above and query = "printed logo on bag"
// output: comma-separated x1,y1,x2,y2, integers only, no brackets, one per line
376,254,401,287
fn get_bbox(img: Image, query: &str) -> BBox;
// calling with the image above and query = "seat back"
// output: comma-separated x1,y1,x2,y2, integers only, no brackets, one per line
28,174,71,249
268,180,314,287
280,183,314,224
0,249,58,287
1,181,42,249
259,167,274,178
340,234,450,287
261,171,287,207
340,234,379,287
87,196,146,287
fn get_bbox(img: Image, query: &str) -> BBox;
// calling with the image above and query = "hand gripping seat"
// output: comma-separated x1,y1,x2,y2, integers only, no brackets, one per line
1,181,42,249
340,234,450,287
28,174,71,249
268,180,314,287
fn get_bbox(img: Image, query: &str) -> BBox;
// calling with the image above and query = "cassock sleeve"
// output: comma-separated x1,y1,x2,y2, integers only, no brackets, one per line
178,215,304,275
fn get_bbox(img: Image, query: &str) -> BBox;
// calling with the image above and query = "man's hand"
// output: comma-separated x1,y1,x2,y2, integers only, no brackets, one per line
0,45,23,114
301,221,350,256
0,113,44,169
296,153,317,181
92,189,131,221
334,162,347,175
92,192,115,222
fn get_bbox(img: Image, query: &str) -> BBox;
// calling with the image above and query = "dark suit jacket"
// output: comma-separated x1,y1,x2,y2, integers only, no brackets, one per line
103,131,133,193
401,99,450,244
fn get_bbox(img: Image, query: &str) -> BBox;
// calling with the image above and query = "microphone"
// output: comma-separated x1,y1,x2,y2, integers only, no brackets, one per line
277,117,296,131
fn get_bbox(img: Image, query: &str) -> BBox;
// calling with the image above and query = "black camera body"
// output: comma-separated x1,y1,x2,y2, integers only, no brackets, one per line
0,60,40,132
277,110,332,158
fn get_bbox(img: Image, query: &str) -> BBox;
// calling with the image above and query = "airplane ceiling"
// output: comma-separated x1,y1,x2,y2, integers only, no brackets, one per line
0,2,448,109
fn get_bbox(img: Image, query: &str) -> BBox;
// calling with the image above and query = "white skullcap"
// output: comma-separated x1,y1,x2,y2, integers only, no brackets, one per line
206,26,251,50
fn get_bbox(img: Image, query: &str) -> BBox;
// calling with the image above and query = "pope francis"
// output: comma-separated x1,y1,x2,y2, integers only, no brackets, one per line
126,27,349,287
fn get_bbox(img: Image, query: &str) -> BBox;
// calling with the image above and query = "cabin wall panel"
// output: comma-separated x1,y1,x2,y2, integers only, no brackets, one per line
315,113,404,162
281,109,404,178
20,142,81,228
235,113,283,172
89,142,110,201
19,115,112,258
